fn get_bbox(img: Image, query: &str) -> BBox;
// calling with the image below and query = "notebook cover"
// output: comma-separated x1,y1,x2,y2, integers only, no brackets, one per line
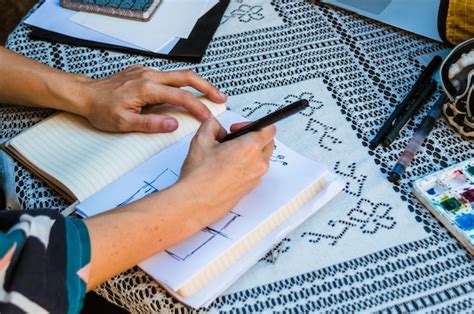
60,0,161,21
30,0,229,63
63,0,156,11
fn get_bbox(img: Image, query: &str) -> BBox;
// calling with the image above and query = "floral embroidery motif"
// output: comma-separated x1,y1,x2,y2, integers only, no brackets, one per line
301,198,396,246
345,199,396,234
241,92,322,118
222,2,265,24
259,238,291,264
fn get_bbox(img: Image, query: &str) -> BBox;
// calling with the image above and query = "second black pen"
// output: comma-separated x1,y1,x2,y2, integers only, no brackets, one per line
382,80,437,147
369,55,442,149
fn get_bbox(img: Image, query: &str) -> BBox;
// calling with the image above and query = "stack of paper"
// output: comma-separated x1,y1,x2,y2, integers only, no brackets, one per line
24,0,223,57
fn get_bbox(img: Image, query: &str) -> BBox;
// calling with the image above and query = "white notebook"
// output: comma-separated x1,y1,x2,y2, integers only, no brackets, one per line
76,110,342,307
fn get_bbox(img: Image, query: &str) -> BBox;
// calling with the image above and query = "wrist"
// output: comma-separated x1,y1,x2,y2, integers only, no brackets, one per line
66,73,94,117
44,72,93,117
166,179,210,231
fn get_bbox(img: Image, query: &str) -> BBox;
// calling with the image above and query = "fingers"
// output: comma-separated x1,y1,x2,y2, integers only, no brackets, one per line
157,70,227,104
262,140,275,162
120,67,227,122
238,124,276,148
195,118,227,144
230,122,251,133
121,112,179,133
130,66,227,104
152,85,212,121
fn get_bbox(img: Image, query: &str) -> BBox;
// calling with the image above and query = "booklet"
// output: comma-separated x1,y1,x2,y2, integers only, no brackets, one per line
60,0,162,21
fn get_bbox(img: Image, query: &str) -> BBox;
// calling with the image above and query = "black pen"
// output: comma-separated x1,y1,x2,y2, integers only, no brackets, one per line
221,99,309,142
382,80,437,147
369,55,442,149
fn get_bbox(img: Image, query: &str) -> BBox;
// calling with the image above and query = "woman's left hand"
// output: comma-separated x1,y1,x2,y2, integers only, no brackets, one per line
1,48,226,133
81,66,227,133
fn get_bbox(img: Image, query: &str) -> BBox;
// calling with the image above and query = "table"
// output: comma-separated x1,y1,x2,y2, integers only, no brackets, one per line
2,0,474,312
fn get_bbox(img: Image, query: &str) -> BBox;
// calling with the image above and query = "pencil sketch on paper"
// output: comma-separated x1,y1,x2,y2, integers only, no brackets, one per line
271,153,288,166
166,211,242,262
271,145,288,166
117,168,180,207
163,146,288,262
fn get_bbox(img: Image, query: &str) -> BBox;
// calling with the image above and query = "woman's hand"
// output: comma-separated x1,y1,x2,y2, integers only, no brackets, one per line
178,118,276,227
81,66,227,133
0,48,226,132
85,119,276,289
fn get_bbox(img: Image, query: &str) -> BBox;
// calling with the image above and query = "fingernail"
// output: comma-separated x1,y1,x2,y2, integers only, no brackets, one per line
218,90,227,99
163,119,178,131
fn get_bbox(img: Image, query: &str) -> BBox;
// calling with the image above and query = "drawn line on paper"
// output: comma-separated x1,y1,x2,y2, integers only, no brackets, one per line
166,211,241,262
271,154,288,166
204,227,231,239
117,168,180,207
271,145,288,166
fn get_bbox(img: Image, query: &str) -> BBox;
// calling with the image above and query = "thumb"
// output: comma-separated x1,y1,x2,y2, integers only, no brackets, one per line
196,117,227,143
124,112,179,133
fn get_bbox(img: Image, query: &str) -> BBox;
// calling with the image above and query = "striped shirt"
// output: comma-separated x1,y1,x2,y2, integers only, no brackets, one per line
0,210,90,313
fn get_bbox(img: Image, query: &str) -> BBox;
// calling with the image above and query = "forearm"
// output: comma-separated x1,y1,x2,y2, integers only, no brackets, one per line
84,181,207,290
0,47,91,115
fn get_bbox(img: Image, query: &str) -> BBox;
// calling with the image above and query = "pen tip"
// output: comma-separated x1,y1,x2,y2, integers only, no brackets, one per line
381,138,392,147
387,172,400,183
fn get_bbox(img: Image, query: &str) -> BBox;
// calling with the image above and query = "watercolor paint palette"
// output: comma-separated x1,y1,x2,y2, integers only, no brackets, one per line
413,157,474,255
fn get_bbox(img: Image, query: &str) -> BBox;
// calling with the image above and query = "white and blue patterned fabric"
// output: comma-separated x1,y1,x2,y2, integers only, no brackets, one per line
69,0,155,10
1,0,473,312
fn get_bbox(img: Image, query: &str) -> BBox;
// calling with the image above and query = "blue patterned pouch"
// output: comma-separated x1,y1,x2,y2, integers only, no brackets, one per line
61,0,161,21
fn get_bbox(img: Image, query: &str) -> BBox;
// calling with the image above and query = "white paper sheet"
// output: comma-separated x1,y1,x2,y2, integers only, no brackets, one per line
157,0,220,53
77,110,341,307
141,137,326,291
70,0,209,52
24,0,160,52
200,0,219,17
322,0,442,42
162,177,343,308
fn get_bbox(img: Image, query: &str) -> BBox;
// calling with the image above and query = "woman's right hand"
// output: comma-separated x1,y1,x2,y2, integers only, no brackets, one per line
85,118,275,290
178,118,276,228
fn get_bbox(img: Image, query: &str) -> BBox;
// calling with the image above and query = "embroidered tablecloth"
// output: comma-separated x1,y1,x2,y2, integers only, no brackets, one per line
2,0,473,312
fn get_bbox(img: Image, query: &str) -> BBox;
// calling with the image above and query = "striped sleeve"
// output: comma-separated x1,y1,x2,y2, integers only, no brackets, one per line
0,210,91,314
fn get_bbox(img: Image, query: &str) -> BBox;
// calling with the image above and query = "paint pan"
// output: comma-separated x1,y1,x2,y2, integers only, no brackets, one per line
460,188,474,204
423,179,448,196
465,164,474,177
442,169,468,189
455,213,474,232
439,196,463,212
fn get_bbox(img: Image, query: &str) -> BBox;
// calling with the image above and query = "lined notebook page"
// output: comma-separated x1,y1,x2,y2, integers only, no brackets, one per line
9,98,225,201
